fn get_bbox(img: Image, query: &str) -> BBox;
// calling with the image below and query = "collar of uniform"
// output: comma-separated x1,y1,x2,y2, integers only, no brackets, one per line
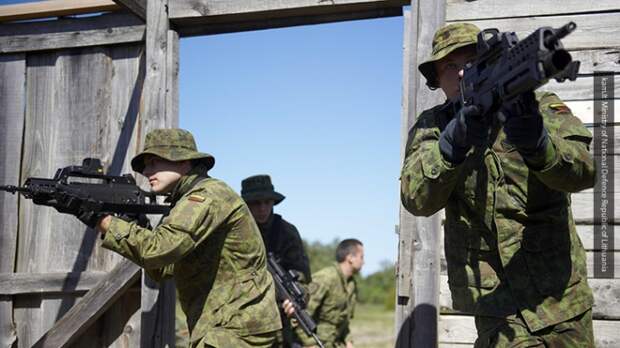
167,164,210,203
334,262,350,288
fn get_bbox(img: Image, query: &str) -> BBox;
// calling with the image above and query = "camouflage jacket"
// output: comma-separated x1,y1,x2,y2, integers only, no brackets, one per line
296,263,357,348
103,165,282,346
400,92,595,332
258,213,311,283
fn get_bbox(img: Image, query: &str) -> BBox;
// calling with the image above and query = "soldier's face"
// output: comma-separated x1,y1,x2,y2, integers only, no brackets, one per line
247,199,275,224
436,46,476,100
141,155,192,193
349,245,365,274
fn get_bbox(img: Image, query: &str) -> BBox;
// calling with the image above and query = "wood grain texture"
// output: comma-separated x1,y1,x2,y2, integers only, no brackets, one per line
0,0,120,23
0,13,145,54
446,0,620,21
112,0,146,21
0,52,25,348
450,13,620,50
31,260,141,348
0,272,106,295
396,1,446,347
439,314,620,347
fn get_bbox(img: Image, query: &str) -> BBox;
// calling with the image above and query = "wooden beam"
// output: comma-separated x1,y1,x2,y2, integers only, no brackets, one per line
169,0,408,36
447,0,620,21
0,13,145,54
139,1,176,346
31,260,141,348
0,0,120,23
112,0,146,21
396,1,446,347
0,52,25,348
0,272,107,295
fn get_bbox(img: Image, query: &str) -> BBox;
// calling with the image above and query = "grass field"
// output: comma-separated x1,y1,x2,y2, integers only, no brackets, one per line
349,303,395,348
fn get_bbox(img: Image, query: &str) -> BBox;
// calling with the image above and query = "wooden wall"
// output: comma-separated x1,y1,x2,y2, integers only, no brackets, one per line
400,1,620,347
0,14,147,348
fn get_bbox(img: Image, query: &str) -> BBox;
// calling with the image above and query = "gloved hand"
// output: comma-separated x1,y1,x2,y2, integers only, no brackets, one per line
118,213,152,228
77,209,104,229
502,92,549,155
439,104,488,164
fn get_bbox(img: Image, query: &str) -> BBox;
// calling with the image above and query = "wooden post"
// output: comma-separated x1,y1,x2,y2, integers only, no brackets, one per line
139,0,178,346
0,53,25,348
396,0,446,347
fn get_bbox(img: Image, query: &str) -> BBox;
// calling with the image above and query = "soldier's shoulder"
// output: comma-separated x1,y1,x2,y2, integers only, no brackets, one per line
190,178,243,204
313,265,340,284
277,215,300,234
414,104,445,129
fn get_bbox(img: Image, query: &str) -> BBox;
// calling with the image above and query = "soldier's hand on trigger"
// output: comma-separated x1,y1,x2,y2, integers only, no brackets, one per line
502,91,549,156
439,104,488,164
282,299,296,318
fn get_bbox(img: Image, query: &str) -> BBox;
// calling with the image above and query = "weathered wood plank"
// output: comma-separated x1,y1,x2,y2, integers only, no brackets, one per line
454,13,620,51
0,13,145,54
170,0,407,19
396,2,446,347
139,1,176,347
572,191,620,223
0,272,106,295
112,0,146,21
170,0,406,36
578,225,620,251
31,259,141,348
544,75,620,102
0,0,120,23
439,275,620,319
0,53,25,348
446,0,620,21
175,7,403,37
566,101,620,127
439,314,620,347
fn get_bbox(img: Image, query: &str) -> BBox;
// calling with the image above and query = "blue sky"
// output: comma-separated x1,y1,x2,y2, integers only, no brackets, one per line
179,17,405,275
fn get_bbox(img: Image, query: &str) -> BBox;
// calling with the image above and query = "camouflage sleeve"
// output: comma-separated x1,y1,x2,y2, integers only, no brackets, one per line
294,277,329,345
400,111,464,216
523,92,596,192
280,224,312,283
102,184,236,270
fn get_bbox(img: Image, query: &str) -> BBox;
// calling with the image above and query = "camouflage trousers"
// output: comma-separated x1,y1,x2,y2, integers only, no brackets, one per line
474,309,594,348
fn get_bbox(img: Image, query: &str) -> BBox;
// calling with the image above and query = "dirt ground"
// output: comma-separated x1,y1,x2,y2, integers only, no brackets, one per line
349,303,395,348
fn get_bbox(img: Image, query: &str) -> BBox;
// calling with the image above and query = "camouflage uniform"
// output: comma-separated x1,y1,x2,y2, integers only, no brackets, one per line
242,175,312,348
102,129,282,348
295,263,357,348
401,23,596,347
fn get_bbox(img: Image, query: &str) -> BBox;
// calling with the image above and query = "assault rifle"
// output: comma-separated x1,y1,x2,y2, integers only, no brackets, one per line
0,158,170,226
267,253,325,348
454,21,580,120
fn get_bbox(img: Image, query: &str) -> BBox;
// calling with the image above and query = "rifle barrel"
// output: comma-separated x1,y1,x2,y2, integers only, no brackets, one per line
0,185,27,194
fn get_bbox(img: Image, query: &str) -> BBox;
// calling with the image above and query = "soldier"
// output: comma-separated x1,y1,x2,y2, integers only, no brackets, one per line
287,239,364,348
95,128,282,348
241,174,312,348
400,23,596,347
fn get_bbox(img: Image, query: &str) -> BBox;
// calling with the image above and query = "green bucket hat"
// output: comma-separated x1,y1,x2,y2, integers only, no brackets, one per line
418,23,480,89
241,175,285,205
131,128,215,173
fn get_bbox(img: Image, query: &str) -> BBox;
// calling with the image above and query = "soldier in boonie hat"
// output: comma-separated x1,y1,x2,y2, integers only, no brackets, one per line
241,174,311,347
418,22,480,89
131,128,215,173
241,175,285,206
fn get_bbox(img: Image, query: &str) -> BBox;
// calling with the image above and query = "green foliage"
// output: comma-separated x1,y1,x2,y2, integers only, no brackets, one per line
303,239,396,310
303,238,339,275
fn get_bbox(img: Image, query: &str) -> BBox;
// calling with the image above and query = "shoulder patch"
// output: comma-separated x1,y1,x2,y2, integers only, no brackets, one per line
549,103,571,113
188,194,206,203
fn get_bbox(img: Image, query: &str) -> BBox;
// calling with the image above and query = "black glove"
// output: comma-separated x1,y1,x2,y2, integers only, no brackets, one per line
77,209,104,229
502,92,549,155
439,105,488,164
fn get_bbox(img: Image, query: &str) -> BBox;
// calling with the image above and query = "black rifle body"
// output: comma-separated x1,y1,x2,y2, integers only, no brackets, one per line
0,158,170,218
267,253,325,348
